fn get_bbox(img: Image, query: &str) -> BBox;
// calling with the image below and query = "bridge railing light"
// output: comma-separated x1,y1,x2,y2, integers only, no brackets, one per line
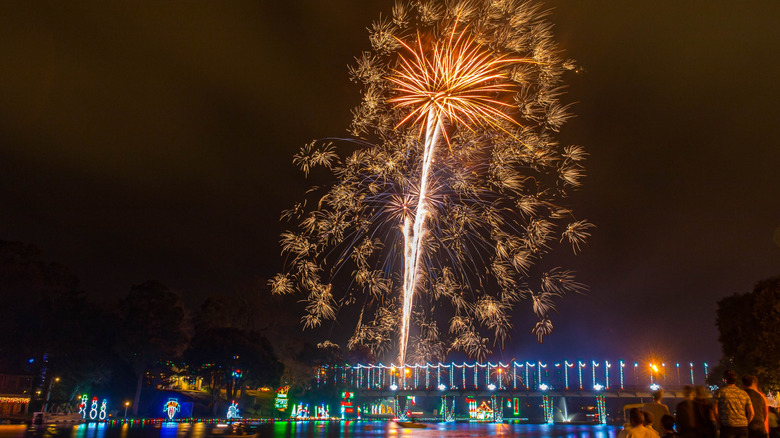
487,384,496,391
437,384,446,391
390,384,398,391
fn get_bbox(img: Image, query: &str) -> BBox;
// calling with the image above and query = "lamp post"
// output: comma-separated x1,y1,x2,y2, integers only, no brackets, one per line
124,401,130,420
43,377,59,412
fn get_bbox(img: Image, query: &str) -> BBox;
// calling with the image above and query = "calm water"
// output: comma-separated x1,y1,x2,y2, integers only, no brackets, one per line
0,422,619,438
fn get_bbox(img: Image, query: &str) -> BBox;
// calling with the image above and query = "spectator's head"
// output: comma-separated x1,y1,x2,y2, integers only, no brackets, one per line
629,408,645,427
652,389,664,401
682,385,695,400
661,414,675,432
643,410,654,427
694,385,711,399
741,375,757,388
724,369,738,385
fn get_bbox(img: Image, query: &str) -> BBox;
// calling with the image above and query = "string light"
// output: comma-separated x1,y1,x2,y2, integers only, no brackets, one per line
542,395,554,424
596,395,607,424
336,360,708,393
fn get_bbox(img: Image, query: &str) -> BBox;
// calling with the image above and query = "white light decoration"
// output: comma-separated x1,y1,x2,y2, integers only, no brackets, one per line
593,383,604,391
99,399,107,421
650,383,660,391
390,384,398,391
78,395,88,419
487,383,496,391
438,384,446,391
89,398,98,420
226,401,239,419
539,383,549,391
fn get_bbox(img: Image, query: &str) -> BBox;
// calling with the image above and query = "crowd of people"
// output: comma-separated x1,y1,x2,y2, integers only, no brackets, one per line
618,370,779,438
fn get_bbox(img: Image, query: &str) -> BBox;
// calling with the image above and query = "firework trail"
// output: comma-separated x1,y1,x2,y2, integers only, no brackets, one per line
272,0,593,364
390,25,525,364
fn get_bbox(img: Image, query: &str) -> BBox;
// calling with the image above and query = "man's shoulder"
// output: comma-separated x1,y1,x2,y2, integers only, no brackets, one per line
717,385,746,397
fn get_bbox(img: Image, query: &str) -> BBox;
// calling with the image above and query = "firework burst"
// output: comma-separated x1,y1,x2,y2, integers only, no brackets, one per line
273,0,592,364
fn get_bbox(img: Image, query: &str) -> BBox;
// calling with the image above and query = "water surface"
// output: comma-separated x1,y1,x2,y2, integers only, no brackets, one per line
1,422,620,438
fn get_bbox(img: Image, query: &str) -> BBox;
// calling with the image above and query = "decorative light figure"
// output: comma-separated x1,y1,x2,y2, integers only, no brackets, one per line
689,363,695,385
78,395,88,419
524,363,530,390
89,397,98,420
595,395,607,424
564,361,574,390
163,398,180,421
542,395,554,424
619,360,625,390
226,401,239,420
99,399,107,421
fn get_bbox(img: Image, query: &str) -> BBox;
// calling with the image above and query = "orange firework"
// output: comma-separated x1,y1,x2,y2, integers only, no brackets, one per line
388,26,526,136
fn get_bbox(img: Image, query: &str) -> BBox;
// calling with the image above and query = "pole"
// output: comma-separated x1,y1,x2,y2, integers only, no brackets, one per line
43,377,58,412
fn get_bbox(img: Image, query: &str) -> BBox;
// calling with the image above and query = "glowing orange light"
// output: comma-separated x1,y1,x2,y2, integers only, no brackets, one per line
388,26,528,139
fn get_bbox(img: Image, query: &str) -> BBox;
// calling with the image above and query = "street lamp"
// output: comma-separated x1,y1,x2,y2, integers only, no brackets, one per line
43,377,60,412
124,401,130,419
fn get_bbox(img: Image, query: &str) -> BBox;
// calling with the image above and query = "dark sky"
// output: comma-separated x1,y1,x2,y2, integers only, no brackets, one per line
1,1,778,363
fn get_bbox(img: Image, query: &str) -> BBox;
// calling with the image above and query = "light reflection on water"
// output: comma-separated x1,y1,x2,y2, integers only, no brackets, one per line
1,422,619,438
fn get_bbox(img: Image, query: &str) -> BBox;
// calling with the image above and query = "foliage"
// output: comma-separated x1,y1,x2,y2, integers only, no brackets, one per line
116,280,189,414
716,275,780,391
0,240,134,410
184,327,282,400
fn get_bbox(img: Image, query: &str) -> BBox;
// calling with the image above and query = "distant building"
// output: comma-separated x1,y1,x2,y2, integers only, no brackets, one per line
0,374,34,418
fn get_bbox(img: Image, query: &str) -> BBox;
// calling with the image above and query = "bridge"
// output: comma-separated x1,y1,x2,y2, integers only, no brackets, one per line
315,360,712,423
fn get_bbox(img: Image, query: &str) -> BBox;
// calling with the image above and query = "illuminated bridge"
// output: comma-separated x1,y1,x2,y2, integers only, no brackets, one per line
316,360,711,423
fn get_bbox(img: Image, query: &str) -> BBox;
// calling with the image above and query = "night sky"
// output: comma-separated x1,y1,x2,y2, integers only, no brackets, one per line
1,1,778,363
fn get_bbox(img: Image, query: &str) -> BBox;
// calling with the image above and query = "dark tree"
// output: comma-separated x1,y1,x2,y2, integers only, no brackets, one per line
184,327,281,414
716,275,780,391
116,280,188,415
0,241,118,410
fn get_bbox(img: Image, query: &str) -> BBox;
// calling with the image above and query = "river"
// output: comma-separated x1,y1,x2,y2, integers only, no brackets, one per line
0,422,620,438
